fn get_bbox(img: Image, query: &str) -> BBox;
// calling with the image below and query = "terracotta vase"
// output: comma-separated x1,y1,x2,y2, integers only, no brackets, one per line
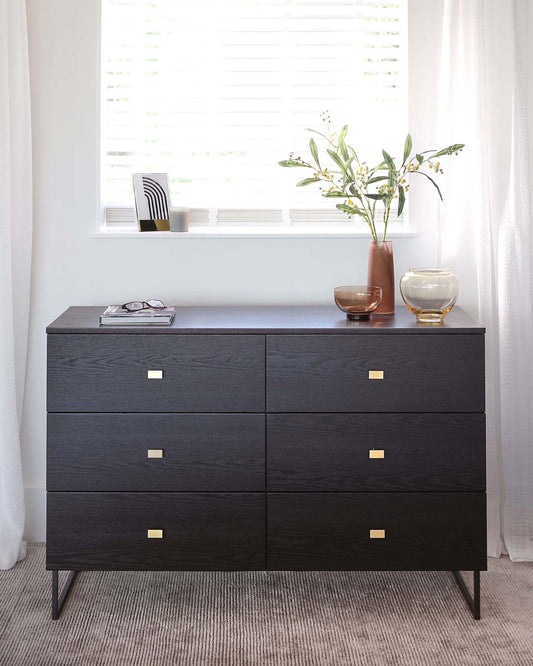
367,240,395,314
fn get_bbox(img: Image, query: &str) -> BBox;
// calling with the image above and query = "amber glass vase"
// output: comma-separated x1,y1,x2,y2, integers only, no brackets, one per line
367,240,394,314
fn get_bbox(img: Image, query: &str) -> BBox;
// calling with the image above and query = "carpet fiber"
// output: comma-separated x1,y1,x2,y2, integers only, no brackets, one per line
0,544,532,665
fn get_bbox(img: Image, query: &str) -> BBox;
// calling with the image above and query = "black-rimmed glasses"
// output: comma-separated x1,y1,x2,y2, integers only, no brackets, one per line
121,299,166,312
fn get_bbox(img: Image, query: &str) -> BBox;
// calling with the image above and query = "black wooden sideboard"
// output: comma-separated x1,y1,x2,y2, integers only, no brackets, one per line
46,306,486,619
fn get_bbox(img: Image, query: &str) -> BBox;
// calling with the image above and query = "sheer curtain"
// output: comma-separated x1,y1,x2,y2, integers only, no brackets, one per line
0,0,32,569
437,0,532,559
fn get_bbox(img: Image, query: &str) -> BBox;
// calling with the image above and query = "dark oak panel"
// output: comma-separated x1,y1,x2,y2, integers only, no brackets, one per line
267,335,485,412
48,414,265,491
267,493,487,571
47,334,265,412
47,493,265,570
267,413,485,492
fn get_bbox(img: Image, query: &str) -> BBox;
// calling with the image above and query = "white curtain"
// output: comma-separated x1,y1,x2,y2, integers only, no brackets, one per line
438,0,533,559
0,0,32,569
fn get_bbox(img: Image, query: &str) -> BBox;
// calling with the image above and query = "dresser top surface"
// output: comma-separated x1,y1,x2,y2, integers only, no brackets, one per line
47,305,484,335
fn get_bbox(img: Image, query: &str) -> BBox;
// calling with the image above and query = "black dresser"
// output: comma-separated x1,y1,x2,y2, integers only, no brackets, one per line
46,306,486,619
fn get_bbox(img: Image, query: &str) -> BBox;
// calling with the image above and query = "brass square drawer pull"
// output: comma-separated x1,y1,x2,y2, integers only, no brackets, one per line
368,370,384,380
147,449,164,459
370,529,386,539
147,370,163,380
147,529,164,539
369,449,385,459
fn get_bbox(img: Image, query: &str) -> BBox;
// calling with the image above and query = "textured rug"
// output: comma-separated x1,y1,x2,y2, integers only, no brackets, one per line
0,544,532,665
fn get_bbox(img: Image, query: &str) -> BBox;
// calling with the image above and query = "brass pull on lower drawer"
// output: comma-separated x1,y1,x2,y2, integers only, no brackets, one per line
147,370,163,379
370,529,386,539
147,529,164,539
369,449,385,459
147,449,164,458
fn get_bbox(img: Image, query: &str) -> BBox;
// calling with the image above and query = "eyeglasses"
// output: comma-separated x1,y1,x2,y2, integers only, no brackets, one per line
121,299,166,312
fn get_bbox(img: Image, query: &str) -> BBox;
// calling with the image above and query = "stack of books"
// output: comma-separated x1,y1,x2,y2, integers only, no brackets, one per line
100,305,176,326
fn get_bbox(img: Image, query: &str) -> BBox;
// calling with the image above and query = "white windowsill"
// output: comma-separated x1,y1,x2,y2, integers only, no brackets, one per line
93,226,418,240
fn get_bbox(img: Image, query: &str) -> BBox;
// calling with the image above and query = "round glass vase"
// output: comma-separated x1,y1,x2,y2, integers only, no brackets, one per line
400,268,459,324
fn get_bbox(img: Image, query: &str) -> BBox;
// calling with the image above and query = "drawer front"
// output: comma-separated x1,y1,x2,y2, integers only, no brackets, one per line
48,414,265,491
268,493,486,571
267,335,484,412
47,334,265,412
268,414,485,492
47,492,265,570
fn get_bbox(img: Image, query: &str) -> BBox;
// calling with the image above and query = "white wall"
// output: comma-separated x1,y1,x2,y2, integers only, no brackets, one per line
22,0,443,540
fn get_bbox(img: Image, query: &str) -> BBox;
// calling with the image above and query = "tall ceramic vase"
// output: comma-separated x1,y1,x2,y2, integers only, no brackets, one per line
367,240,394,314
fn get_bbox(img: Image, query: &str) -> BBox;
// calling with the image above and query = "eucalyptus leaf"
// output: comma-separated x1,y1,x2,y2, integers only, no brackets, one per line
339,137,349,162
279,160,303,167
309,138,321,169
412,170,443,200
398,185,406,216
296,177,320,187
339,125,348,142
403,134,412,164
415,154,423,164
366,193,387,201
367,176,389,184
327,149,348,175
323,191,349,197
382,149,395,171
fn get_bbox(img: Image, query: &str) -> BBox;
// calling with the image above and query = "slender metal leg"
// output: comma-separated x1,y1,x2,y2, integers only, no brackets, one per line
452,570,480,620
52,570,78,620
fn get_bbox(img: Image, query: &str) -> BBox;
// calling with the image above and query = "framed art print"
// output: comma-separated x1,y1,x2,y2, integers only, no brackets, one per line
132,173,171,231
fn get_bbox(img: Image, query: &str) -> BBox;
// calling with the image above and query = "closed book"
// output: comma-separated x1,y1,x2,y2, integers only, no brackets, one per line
100,305,175,326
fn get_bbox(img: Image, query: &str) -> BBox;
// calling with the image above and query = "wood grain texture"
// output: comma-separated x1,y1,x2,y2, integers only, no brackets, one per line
48,414,265,491
47,492,265,570
47,305,484,335
267,413,486,492
267,493,487,571
47,334,265,412
267,335,485,413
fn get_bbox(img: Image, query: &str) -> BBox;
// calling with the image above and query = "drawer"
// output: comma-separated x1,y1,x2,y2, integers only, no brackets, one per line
47,334,265,412
267,493,487,571
48,414,265,491
267,335,484,412
267,414,485,492
47,492,265,570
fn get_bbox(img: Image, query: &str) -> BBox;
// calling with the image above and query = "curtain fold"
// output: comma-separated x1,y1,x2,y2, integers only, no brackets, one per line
0,0,32,569
438,0,532,559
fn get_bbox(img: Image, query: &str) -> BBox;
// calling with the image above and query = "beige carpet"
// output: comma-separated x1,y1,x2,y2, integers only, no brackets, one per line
0,545,532,666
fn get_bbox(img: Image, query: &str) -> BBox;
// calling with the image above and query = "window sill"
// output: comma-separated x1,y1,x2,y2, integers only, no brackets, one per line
93,226,418,240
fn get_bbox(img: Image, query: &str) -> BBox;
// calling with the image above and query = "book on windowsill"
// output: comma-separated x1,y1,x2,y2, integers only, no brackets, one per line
100,305,176,326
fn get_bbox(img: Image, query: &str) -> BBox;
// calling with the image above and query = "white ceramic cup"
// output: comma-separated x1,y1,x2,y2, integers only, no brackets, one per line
169,207,190,232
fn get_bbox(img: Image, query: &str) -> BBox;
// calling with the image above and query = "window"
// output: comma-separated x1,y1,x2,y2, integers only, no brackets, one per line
102,0,407,230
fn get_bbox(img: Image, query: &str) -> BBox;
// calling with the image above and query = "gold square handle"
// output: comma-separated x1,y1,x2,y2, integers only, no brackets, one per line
370,529,386,539
147,529,164,539
368,370,384,380
147,370,163,379
147,449,164,459
369,449,385,459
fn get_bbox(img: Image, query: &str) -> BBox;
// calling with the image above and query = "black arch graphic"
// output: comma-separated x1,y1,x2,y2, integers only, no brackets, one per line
142,177,169,219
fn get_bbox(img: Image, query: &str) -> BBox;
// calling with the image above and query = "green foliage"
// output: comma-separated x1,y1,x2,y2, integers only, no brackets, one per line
279,118,464,241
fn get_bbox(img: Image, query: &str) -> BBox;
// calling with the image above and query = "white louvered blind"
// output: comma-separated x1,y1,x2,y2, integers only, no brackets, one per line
102,0,407,228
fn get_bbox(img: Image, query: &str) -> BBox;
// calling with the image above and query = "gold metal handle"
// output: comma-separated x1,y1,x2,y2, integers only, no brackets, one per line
147,529,163,539
370,529,386,539
147,449,164,459
369,449,385,459
368,370,384,380
147,370,163,379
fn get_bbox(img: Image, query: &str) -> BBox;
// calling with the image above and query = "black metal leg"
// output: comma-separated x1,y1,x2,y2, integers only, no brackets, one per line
52,570,78,620
452,570,480,620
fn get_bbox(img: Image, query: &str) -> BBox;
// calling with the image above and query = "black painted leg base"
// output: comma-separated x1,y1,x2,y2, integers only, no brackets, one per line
452,570,480,620
52,570,78,620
